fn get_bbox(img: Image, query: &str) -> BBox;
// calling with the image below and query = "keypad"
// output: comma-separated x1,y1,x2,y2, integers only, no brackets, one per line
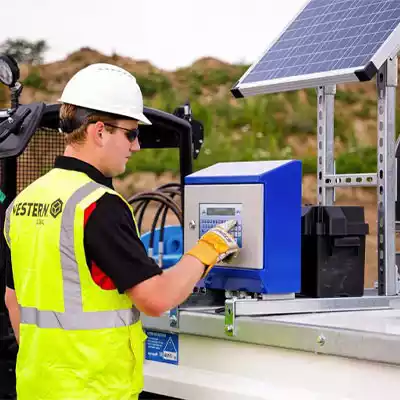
199,218,242,248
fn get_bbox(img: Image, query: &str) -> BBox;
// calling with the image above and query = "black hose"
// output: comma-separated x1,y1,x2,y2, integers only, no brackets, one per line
148,203,167,260
159,190,181,244
156,182,181,191
133,200,148,233
129,193,182,228
149,190,181,263
135,191,180,234
129,191,182,218
130,195,181,262
128,184,183,265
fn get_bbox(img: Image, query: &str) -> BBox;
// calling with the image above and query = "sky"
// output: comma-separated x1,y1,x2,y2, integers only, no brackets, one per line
1,0,309,71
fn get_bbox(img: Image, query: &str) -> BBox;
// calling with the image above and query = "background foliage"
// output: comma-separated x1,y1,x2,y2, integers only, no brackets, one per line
0,39,391,177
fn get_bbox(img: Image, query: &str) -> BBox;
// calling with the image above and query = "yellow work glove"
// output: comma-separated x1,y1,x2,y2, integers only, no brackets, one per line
186,219,240,278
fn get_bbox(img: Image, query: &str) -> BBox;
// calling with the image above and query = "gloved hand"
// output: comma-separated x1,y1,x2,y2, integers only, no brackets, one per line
185,219,240,278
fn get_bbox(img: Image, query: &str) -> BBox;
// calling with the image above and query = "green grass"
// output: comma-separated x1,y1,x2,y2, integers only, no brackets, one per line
335,90,361,105
134,71,172,97
23,69,46,90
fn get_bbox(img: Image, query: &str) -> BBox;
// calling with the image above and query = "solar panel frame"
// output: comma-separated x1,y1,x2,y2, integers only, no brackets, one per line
232,0,400,98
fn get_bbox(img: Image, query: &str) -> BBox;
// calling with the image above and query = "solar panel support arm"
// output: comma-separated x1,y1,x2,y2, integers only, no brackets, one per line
376,57,398,296
317,85,336,206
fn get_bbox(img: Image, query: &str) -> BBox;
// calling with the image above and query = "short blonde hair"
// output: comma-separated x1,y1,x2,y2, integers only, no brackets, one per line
60,104,118,145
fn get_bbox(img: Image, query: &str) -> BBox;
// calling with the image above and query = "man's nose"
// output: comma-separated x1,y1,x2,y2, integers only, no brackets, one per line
130,138,140,152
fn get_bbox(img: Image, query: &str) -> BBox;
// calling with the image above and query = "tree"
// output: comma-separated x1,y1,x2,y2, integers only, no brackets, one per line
0,38,49,64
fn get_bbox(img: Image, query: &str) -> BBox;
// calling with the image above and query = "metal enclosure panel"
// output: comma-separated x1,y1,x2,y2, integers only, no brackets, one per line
184,184,264,270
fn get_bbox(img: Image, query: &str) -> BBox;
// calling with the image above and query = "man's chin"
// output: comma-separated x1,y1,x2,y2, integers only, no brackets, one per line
105,166,126,178
118,165,127,176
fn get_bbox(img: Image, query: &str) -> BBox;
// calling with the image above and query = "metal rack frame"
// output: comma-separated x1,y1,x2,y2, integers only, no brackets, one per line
317,57,399,296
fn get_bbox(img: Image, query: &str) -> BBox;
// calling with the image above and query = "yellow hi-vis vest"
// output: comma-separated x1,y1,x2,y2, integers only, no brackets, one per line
4,168,146,400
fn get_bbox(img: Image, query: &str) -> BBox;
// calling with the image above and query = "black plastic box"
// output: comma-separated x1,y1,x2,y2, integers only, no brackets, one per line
301,206,369,298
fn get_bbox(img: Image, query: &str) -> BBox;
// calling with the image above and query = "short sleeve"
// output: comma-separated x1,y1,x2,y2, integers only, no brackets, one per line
84,193,163,294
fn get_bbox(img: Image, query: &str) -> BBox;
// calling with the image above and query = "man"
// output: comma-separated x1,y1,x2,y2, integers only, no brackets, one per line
4,63,239,400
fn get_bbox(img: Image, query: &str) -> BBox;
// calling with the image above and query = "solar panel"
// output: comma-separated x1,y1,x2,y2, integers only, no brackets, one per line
232,0,400,97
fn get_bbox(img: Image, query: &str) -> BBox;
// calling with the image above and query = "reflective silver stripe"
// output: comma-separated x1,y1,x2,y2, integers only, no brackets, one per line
61,182,100,312
4,200,14,246
20,307,137,330
16,181,139,330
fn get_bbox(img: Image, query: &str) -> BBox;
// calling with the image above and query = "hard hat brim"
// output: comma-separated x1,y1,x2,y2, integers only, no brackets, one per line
58,98,152,125
136,112,152,125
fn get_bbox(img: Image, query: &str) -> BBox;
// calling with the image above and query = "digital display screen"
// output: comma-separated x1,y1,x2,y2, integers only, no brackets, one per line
207,207,235,216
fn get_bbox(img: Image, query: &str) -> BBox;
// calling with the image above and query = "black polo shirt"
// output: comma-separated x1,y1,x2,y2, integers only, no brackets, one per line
6,156,162,293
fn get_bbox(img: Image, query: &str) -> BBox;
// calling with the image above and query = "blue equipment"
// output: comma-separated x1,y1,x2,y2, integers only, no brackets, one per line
140,225,183,268
184,160,302,294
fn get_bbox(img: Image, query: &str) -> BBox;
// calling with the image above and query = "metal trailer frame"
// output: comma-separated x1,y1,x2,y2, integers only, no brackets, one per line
142,306,400,400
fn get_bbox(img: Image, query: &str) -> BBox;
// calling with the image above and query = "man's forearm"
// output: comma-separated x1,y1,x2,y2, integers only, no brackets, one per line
5,287,20,343
159,254,205,308
127,254,205,316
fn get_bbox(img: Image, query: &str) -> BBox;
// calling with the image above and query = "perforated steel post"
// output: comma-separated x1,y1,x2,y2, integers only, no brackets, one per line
317,85,336,205
376,58,398,296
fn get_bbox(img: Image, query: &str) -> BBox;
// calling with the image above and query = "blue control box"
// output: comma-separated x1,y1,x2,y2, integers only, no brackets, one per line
184,160,302,294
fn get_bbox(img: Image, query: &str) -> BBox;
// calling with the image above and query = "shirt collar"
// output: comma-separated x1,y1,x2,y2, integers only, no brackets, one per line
54,156,114,189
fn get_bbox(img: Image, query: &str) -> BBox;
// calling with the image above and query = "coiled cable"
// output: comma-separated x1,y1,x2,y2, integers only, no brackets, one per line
127,183,183,266
150,184,181,265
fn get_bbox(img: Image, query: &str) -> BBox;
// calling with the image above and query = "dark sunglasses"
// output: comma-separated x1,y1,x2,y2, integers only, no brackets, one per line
103,123,139,142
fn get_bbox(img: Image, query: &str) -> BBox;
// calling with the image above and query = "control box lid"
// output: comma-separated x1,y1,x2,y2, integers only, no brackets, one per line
185,160,300,185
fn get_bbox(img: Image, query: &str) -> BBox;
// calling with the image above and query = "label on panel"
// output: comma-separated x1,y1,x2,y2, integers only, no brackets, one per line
145,330,179,365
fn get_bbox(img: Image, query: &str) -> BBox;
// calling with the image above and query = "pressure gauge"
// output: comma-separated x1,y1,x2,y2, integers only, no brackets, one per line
0,54,20,87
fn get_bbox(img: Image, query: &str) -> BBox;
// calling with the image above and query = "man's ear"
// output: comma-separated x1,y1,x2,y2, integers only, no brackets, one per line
88,121,105,146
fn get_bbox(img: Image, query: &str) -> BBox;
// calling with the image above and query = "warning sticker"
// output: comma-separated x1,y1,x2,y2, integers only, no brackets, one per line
145,330,179,365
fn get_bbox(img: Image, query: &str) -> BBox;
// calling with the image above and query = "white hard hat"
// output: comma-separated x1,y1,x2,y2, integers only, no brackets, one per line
59,63,151,125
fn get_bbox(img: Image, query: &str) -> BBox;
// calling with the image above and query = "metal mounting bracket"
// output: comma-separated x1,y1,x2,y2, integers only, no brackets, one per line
224,297,237,336
169,307,179,328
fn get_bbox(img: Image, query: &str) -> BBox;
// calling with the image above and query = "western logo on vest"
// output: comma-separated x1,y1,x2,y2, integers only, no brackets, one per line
13,198,64,219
